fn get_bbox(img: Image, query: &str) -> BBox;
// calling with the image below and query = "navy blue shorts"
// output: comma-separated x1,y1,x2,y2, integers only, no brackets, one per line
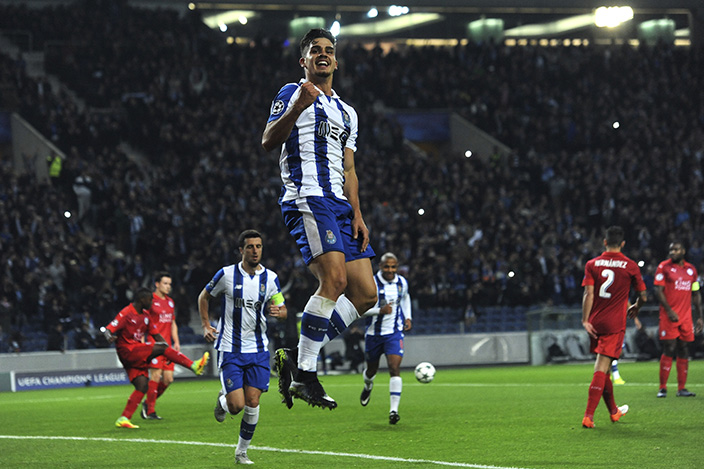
281,196,375,265
364,331,404,363
218,351,270,393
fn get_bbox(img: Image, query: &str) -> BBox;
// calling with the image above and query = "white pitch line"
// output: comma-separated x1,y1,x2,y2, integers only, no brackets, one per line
0,435,530,469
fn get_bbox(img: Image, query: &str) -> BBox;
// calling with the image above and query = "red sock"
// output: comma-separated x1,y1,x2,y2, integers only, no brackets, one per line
162,347,194,369
659,355,673,389
602,373,617,414
676,358,689,391
157,382,168,398
585,371,606,419
122,390,145,419
146,380,159,414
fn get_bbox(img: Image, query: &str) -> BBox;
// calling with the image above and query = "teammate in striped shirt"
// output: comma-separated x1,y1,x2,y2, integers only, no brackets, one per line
359,253,412,425
262,28,377,409
142,271,179,420
199,229,287,465
581,226,646,428
653,241,703,398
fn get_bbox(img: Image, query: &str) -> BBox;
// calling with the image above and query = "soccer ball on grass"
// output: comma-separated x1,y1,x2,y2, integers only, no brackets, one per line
414,362,436,383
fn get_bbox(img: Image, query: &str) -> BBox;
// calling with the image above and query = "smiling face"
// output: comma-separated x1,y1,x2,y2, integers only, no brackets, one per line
300,37,337,80
381,257,398,282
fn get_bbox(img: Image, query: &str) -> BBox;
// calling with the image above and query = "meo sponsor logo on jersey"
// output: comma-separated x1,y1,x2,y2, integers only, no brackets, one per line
234,297,263,311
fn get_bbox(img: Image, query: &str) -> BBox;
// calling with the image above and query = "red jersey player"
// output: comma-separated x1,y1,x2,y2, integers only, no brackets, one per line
581,226,647,428
103,287,209,429
653,241,704,398
141,272,180,420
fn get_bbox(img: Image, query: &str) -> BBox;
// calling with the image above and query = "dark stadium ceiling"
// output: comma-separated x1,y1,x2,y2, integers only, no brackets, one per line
183,0,701,44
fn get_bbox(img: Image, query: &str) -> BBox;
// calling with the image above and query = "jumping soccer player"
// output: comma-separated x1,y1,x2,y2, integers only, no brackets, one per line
262,28,377,409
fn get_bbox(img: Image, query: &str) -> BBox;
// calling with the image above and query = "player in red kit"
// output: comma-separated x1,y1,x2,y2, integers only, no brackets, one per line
581,226,647,428
141,272,180,420
103,287,209,429
653,241,704,398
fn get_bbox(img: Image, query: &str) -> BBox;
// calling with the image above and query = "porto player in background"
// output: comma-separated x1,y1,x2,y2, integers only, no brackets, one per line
580,226,646,428
103,287,209,429
653,241,704,398
142,272,180,420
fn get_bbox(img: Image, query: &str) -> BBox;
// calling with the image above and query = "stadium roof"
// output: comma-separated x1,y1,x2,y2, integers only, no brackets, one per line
184,0,703,45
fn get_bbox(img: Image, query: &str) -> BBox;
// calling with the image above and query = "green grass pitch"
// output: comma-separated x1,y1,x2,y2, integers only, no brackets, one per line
1,361,702,468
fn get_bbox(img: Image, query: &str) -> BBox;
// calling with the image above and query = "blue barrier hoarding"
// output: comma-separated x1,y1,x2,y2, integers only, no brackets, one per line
11,368,129,391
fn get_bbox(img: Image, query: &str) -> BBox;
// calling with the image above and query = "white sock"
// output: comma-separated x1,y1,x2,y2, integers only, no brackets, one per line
321,294,359,347
219,393,230,414
389,376,402,413
236,405,259,454
298,295,337,372
363,368,376,390
611,360,621,380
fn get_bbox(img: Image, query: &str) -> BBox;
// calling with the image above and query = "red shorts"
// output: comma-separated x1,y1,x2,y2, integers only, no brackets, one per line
148,354,175,371
589,330,625,359
659,319,694,342
117,344,154,382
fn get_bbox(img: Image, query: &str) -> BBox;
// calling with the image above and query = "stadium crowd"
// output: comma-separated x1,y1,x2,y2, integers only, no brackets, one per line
1,0,703,352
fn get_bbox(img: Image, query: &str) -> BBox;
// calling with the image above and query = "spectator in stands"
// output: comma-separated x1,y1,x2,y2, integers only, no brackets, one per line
47,322,66,352
75,322,96,349
1,1,703,349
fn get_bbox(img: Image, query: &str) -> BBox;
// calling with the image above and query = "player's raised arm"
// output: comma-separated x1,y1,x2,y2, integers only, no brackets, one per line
262,82,320,151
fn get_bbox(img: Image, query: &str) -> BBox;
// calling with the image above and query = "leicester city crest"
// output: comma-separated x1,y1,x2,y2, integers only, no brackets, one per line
325,230,337,244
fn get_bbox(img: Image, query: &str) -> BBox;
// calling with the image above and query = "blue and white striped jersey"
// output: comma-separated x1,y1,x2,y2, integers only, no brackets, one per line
205,262,282,354
267,80,358,203
364,271,412,336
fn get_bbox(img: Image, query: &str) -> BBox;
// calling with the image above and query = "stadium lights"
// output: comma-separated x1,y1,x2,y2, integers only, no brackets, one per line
388,5,410,17
367,7,378,19
202,10,257,30
504,14,594,37
340,12,441,36
330,20,341,37
594,6,634,28
464,150,473,158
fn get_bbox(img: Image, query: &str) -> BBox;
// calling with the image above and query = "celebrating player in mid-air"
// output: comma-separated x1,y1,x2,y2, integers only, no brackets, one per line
262,28,377,409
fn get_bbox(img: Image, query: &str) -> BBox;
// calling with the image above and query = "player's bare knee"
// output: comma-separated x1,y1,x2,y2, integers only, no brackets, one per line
358,291,377,314
227,402,244,415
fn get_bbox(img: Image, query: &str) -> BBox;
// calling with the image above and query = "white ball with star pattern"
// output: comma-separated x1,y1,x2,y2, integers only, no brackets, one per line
414,362,436,383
